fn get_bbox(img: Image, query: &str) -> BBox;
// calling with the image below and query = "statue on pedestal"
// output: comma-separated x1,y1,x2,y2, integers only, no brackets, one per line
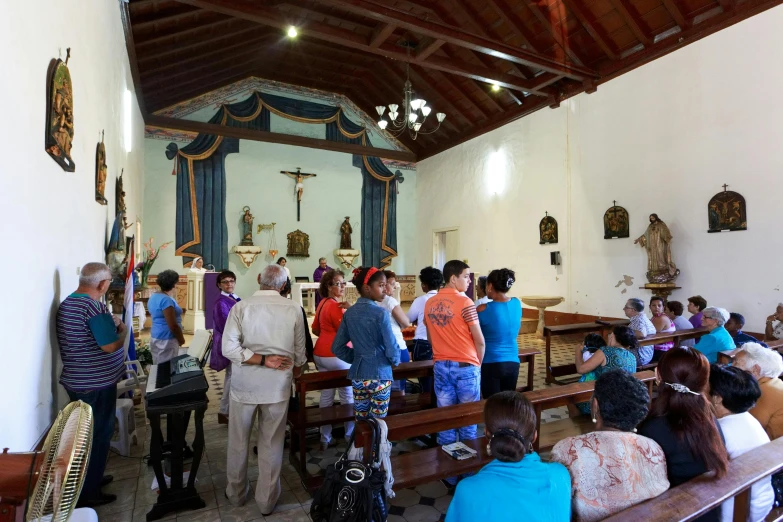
635,213,680,284
340,217,353,250
241,206,254,246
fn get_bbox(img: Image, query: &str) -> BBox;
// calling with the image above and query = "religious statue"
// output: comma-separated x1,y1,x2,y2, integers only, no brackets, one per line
116,170,132,231
240,206,254,246
634,214,680,283
340,216,353,250
45,49,76,171
603,202,630,239
281,168,317,221
95,132,108,205
539,213,558,245
106,211,128,282
707,185,747,233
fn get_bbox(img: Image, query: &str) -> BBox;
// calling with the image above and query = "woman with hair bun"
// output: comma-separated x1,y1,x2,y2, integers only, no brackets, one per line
477,269,523,397
446,391,571,521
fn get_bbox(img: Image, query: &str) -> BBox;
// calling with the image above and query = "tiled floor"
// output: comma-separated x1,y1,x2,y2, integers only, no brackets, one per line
100,331,585,522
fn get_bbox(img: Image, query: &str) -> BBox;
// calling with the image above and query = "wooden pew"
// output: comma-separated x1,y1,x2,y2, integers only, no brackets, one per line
719,338,783,365
549,327,708,385
544,320,629,384
352,371,655,491
605,437,783,522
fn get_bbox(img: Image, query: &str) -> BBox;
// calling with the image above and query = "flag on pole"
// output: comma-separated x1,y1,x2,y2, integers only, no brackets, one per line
123,237,137,362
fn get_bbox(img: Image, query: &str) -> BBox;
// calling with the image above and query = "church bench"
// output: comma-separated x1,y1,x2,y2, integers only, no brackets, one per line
544,320,630,384
719,340,783,365
604,437,783,522
351,371,655,491
548,328,707,385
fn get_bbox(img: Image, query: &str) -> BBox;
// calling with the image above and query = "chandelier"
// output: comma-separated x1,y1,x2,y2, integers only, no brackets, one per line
375,60,445,141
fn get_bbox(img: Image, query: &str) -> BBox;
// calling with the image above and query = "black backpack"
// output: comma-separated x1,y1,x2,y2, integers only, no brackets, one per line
310,417,389,522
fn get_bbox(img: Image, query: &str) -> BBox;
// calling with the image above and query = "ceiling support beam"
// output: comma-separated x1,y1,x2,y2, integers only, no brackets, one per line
522,0,588,67
137,25,259,64
144,115,417,162
660,0,690,28
119,0,147,115
369,22,396,48
415,38,445,61
607,0,653,46
308,0,595,79
560,0,619,60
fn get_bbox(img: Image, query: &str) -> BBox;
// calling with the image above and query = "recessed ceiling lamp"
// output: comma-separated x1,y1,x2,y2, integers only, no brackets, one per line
491,83,501,92
287,26,298,38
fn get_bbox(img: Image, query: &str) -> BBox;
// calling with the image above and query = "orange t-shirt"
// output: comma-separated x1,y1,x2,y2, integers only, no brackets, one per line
424,288,480,366
312,298,345,358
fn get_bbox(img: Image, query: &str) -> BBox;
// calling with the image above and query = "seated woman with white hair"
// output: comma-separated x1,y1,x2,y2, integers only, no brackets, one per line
733,342,783,440
694,307,735,363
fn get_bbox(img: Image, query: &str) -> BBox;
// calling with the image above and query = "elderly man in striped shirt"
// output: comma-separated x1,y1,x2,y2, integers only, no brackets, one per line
56,262,128,508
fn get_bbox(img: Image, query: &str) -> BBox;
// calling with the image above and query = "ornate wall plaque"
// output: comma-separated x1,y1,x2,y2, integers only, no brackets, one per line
286,229,310,258
45,49,75,171
604,201,630,239
708,185,747,233
539,213,558,245
95,131,108,205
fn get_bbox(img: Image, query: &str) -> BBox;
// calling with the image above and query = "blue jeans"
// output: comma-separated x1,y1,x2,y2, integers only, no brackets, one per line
411,340,433,393
391,348,410,392
433,361,481,446
66,384,117,500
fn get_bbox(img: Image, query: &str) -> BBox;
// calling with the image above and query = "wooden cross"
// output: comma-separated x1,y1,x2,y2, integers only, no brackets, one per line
722,184,729,192
613,200,617,207
280,167,317,221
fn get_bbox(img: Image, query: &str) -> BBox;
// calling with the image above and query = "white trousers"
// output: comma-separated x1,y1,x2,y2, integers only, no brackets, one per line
314,355,354,443
150,337,179,364
226,399,288,514
218,365,232,415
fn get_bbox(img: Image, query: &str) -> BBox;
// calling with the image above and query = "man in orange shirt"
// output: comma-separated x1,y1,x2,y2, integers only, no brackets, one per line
424,260,486,465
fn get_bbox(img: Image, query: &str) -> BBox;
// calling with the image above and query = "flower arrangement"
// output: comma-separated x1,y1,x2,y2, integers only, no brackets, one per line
136,237,172,288
135,338,153,369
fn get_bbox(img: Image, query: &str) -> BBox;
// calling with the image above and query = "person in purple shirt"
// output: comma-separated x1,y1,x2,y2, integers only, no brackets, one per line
313,257,331,308
687,295,707,328
211,270,241,425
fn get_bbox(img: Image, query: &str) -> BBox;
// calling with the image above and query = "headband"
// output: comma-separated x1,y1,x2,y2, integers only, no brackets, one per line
363,267,379,286
665,382,700,396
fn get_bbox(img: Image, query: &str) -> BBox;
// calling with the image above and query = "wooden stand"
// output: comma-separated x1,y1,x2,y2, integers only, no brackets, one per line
639,283,681,301
145,399,207,521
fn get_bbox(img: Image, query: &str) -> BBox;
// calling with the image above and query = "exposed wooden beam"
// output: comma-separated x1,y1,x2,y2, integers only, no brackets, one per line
172,0,559,95
149,71,258,112
134,14,233,51
718,0,735,12
607,0,653,46
484,0,541,54
369,22,396,48
136,25,259,64
661,0,690,28
437,46,503,117
415,38,445,61
144,49,269,89
120,0,147,115
560,0,619,60
309,0,595,78
522,0,588,67
145,114,417,162
132,4,201,31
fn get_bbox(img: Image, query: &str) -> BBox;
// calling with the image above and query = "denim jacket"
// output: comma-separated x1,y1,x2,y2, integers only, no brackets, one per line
332,297,401,380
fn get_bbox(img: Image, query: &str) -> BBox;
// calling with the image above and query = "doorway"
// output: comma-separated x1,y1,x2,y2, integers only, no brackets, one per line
433,228,459,270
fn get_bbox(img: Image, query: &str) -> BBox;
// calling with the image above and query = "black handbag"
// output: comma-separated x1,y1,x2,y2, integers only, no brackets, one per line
310,418,388,522
772,470,783,508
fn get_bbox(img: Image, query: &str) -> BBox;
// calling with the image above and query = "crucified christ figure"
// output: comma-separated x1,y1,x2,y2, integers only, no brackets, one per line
281,168,317,221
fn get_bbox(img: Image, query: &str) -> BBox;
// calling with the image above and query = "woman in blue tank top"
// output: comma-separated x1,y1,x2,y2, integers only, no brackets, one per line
477,268,523,398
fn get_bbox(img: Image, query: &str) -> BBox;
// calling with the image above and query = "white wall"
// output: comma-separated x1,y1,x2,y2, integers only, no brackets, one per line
0,0,145,449
144,138,418,298
416,5,783,332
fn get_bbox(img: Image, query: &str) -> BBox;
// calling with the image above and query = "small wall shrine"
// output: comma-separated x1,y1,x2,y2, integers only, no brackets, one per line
708,185,747,233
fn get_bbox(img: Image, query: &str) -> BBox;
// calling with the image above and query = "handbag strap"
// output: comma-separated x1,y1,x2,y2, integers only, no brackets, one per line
340,418,377,465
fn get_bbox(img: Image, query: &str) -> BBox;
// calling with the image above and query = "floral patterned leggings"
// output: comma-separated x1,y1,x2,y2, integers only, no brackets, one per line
351,380,392,419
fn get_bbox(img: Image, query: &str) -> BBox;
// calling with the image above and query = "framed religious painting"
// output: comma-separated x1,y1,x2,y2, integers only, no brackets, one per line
539,213,558,245
95,131,108,205
286,229,310,258
604,202,630,239
708,185,747,233
45,49,76,171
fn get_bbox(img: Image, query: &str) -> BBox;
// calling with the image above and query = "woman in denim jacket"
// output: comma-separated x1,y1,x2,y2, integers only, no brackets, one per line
332,266,401,419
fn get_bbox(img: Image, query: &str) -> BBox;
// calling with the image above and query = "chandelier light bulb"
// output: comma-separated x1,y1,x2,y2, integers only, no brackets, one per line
421,106,432,117
287,26,298,38
413,122,422,131
408,113,418,123
436,112,446,122
388,104,399,113
375,105,386,116
378,120,388,130
390,111,398,121
410,98,424,111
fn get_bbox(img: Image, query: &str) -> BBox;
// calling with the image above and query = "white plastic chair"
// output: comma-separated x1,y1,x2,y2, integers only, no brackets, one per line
110,398,138,456
117,360,147,398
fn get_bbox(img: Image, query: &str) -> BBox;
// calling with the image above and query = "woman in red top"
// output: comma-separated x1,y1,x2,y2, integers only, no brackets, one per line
312,269,354,450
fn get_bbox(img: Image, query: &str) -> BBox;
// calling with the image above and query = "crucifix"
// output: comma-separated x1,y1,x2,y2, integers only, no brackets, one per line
280,167,317,221
722,183,729,192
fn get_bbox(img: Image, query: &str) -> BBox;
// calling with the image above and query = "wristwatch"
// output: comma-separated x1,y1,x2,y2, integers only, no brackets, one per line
260,354,266,367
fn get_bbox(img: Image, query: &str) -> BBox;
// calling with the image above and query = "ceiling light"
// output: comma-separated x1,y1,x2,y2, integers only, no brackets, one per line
287,26,298,38
378,120,388,130
491,84,501,92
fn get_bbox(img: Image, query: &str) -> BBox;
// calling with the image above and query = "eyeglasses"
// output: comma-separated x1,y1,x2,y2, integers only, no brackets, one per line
330,282,347,287
219,279,236,285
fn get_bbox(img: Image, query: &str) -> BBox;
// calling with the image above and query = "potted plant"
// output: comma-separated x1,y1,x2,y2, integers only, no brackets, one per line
136,237,172,289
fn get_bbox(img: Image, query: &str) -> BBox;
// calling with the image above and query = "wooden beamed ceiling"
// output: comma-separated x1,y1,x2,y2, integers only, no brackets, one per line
127,0,783,160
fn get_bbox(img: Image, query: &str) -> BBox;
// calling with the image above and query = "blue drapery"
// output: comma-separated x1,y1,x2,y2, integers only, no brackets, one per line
168,91,402,269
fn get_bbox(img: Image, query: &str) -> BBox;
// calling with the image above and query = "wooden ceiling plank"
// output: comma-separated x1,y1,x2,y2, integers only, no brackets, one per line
121,0,147,115
134,15,234,50
145,114,417,161
171,0,556,95
150,57,268,100
560,0,620,59
369,22,397,48
607,0,654,45
132,4,201,31
415,38,446,61
522,0,589,67
136,25,259,64
304,0,596,78
437,45,506,115
420,67,493,121
143,46,272,88
483,0,541,53
660,0,690,28
149,70,259,112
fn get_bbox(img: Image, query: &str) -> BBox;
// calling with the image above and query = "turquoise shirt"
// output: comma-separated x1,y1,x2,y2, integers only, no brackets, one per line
446,453,571,522
148,292,182,340
478,298,523,364
696,325,735,363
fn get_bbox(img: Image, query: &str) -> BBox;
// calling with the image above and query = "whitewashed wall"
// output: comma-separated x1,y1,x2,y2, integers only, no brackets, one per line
0,0,145,449
416,5,783,331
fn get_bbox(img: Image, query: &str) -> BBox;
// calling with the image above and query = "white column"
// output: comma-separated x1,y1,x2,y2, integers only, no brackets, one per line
182,272,205,334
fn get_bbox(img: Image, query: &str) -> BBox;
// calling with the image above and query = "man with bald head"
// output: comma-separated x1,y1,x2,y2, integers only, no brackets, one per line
56,262,128,508
222,264,307,515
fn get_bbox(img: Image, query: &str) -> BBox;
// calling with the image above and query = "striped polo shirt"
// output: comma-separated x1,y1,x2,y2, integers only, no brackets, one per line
56,294,124,391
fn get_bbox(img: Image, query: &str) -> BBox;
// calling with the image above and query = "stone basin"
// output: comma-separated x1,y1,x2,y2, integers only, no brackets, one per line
520,295,565,339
